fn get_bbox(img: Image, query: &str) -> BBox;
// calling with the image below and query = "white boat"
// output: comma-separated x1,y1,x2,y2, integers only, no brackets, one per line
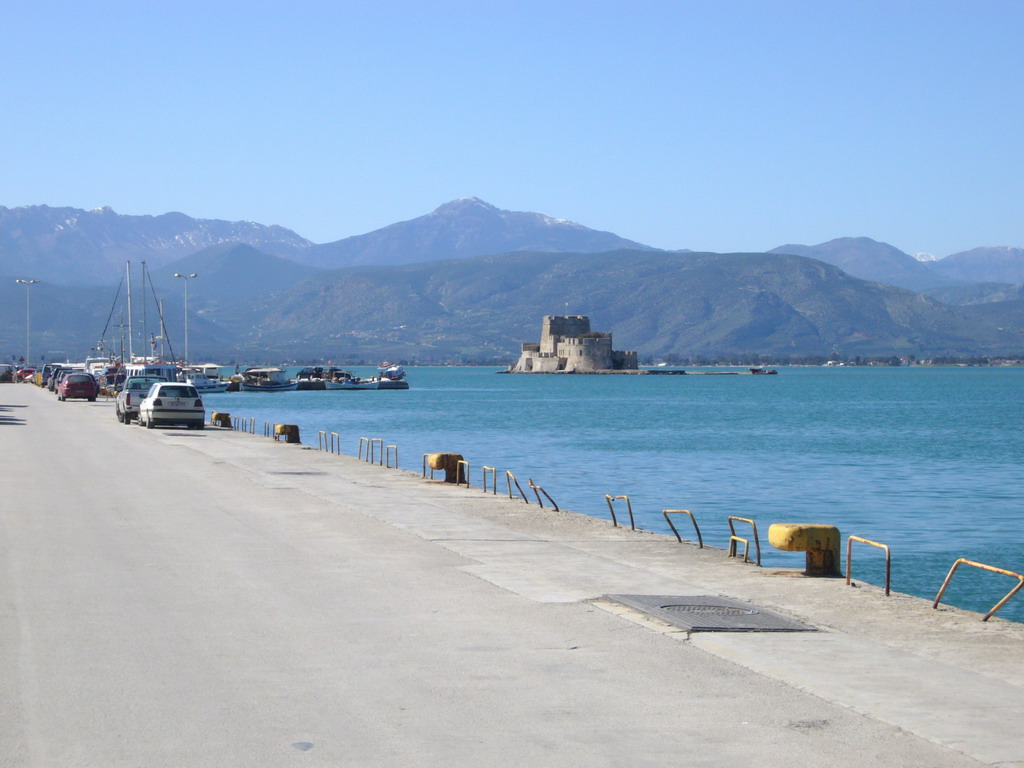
239,367,297,392
124,361,180,382
181,370,229,393
193,363,227,381
325,365,409,390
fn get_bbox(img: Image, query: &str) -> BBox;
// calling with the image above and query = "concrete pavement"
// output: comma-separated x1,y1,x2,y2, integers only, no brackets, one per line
2,382,1022,767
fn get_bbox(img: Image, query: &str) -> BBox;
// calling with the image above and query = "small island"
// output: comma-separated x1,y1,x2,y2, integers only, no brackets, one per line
507,315,639,373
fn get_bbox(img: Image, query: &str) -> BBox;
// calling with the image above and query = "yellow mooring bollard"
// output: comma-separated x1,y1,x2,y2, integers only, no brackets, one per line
768,523,841,576
274,424,301,444
426,452,465,484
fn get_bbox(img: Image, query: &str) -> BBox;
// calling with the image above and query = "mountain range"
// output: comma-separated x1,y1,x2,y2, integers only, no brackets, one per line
2,199,1023,362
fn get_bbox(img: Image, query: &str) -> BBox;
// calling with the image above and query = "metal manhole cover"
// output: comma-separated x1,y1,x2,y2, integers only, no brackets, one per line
606,594,816,632
662,604,757,616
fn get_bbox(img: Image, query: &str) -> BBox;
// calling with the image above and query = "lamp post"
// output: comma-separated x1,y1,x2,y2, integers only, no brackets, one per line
173,273,197,364
15,279,40,368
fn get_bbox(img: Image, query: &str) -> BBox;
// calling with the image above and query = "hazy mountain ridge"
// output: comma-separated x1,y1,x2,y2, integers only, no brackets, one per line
769,237,1024,291
0,205,313,285
769,237,957,291
216,250,1021,361
301,197,659,269
924,282,1024,306
4,200,1022,293
4,200,1024,362
929,246,1024,284
150,244,322,304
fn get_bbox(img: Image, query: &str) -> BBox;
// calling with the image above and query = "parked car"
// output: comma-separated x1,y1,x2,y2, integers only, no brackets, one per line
50,367,84,393
40,363,62,386
138,382,205,429
46,365,66,391
58,372,99,401
16,367,36,381
0,363,16,383
115,376,164,424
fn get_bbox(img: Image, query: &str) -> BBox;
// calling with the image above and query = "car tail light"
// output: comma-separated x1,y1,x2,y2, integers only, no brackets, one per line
125,394,131,405
194,399,203,407
153,398,163,406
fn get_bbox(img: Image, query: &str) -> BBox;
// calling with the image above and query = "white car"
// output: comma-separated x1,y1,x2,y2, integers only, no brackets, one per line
138,382,205,430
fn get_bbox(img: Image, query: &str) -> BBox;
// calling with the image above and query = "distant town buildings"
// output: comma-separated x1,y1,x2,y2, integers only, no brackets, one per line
510,315,638,373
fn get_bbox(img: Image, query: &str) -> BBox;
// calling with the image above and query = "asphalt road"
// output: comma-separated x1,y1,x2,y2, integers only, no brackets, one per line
2,382,1020,767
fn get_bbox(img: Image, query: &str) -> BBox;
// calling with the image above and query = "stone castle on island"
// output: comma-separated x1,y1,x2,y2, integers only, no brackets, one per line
509,315,638,373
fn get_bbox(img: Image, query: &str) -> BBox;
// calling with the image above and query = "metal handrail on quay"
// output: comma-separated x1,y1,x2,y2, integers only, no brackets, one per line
662,509,703,548
505,470,528,502
529,479,558,511
481,466,497,494
359,437,384,464
604,494,635,530
728,516,761,566
933,558,1024,621
847,535,892,596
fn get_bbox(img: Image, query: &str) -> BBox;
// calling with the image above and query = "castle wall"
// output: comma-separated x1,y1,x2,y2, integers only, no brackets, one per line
613,350,639,370
541,315,591,355
558,335,613,372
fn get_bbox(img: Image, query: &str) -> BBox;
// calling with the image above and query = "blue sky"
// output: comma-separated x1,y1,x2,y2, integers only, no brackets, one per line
2,1,1021,255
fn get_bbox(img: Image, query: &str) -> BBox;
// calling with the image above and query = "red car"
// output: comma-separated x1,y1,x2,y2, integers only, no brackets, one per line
58,373,99,402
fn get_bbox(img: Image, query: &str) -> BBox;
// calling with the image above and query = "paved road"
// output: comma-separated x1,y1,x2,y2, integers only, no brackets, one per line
2,383,1021,767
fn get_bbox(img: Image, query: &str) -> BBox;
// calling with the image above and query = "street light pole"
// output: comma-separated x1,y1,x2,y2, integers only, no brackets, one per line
15,279,40,367
173,273,197,365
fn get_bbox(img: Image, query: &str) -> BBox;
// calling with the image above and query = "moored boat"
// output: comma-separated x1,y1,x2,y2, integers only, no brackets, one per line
181,369,230,393
239,367,298,392
323,364,409,390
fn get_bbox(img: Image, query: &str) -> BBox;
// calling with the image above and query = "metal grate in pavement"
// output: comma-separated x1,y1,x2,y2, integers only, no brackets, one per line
605,594,817,632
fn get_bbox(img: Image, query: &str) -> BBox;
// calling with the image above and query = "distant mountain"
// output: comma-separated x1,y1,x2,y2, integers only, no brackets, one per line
928,247,1024,284
0,276,117,362
216,250,1021,361
769,237,956,291
300,197,659,269
150,244,322,304
925,282,1024,306
0,205,312,285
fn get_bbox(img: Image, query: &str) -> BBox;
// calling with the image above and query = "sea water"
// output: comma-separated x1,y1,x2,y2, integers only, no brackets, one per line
203,366,1024,623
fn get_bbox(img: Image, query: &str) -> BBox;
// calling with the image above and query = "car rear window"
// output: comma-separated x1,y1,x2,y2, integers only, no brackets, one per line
67,375,93,383
160,386,197,397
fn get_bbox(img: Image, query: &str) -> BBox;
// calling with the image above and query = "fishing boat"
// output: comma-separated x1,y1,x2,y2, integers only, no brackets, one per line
325,364,409,390
239,367,297,392
181,369,230,393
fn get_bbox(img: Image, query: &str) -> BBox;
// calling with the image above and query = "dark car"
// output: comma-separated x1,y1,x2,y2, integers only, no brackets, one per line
41,363,62,386
50,367,78,392
58,373,99,402
46,366,64,391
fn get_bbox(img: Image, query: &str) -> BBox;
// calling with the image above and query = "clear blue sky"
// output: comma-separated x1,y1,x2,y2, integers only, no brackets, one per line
2,0,1021,256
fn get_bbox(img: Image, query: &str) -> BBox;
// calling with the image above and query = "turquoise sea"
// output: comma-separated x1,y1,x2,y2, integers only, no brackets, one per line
203,366,1024,623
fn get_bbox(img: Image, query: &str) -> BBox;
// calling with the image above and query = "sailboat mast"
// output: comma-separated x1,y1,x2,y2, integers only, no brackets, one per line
126,261,134,361
141,260,148,360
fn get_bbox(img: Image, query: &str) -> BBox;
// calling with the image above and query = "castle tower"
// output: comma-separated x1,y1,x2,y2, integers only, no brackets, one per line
540,315,591,355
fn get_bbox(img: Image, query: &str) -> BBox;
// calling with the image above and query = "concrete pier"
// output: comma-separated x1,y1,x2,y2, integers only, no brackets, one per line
2,383,1022,767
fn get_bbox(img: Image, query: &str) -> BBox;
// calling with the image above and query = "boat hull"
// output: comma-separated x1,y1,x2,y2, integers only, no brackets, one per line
324,378,409,390
239,382,298,392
